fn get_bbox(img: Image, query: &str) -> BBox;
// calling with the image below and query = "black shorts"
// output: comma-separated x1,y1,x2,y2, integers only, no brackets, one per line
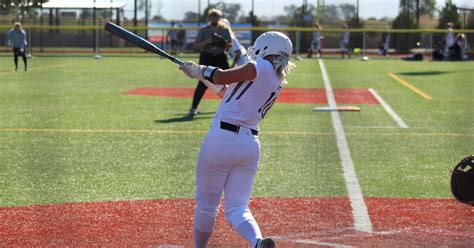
199,52,229,69
13,47,25,55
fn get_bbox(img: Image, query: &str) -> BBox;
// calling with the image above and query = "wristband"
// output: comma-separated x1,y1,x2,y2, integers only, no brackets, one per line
202,66,218,83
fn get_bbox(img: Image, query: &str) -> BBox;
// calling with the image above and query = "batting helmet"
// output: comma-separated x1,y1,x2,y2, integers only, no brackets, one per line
451,155,474,206
249,31,293,61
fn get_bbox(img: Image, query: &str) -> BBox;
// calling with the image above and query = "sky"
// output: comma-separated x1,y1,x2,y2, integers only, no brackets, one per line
110,0,472,20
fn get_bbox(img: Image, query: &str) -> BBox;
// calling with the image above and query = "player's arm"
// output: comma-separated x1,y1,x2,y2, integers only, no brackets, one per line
179,61,256,86
231,50,242,68
5,31,11,47
201,79,227,98
211,63,256,85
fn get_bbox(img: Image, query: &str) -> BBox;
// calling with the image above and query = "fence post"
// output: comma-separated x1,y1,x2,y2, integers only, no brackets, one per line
27,28,32,58
429,32,433,61
94,27,101,59
295,31,301,60
362,31,366,58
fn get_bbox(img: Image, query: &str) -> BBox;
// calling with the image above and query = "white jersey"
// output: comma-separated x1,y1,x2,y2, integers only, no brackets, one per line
212,58,281,131
446,29,455,48
230,37,249,66
342,32,350,44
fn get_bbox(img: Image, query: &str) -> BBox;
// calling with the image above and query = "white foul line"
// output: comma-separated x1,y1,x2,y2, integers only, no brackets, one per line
293,240,354,247
368,88,408,129
318,59,373,233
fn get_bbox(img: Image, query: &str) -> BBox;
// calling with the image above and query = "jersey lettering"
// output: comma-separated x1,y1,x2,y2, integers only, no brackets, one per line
225,81,254,102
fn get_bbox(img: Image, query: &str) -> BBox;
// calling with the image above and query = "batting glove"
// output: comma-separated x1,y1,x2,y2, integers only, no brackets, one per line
180,61,205,81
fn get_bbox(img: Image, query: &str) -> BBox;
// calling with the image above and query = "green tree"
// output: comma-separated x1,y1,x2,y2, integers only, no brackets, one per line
183,11,199,22
1,0,47,18
437,2,461,29
399,0,436,25
322,5,340,24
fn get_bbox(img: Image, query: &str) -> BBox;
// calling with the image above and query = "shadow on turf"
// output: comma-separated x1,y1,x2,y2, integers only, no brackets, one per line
155,112,214,123
398,71,451,76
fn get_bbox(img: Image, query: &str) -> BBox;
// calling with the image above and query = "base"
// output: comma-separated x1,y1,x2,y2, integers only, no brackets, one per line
313,106,361,112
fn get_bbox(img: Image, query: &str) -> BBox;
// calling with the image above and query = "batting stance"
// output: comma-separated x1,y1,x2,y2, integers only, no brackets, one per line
179,32,295,248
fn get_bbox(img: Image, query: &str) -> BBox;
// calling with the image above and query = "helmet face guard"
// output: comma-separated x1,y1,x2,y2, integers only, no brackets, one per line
249,31,293,60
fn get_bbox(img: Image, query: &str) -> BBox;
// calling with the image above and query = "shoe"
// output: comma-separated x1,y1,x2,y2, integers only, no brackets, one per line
255,238,275,248
188,108,198,116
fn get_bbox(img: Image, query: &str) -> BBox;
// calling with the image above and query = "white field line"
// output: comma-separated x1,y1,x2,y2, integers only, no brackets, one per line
318,59,373,233
368,88,408,129
293,240,354,247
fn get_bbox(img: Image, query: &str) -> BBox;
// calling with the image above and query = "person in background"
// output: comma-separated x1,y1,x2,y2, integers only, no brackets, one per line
188,8,231,116
176,22,186,55
167,21,178,55
380,26,390,56
5,22,28,71
444,22,455,59
307,23,322,58
340,24,351,59
221,18,249,68
456,33,468,60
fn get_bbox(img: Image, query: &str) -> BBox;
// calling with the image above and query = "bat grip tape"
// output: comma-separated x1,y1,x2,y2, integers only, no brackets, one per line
203,66,218,83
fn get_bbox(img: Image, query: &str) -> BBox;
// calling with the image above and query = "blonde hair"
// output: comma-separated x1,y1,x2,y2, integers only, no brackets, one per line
208,8,222,17
14,22,22,28
220,18,235,37
271,55,295,84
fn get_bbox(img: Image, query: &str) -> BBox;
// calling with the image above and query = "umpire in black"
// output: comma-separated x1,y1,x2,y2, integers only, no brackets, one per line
188,8,231,116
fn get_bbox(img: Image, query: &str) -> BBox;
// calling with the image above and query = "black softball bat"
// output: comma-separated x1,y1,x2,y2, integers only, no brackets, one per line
104,22,184,65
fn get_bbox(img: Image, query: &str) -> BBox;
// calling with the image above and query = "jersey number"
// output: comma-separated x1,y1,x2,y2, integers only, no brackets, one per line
225,81,278,119
258,92,277,119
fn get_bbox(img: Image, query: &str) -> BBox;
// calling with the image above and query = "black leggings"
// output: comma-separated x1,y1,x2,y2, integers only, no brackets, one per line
13,47,27,69
190,52,229,110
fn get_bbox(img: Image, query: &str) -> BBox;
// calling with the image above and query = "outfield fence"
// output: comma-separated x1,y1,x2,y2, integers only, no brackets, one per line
1,25,473,60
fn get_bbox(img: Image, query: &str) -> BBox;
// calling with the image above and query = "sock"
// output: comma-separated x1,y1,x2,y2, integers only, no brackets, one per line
236,220,262,247
194,228,212,248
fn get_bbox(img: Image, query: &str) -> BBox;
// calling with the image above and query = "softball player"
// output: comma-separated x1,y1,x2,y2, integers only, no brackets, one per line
180,31,295,248
5,22,28,71
340,24,351,58
221,18,250,68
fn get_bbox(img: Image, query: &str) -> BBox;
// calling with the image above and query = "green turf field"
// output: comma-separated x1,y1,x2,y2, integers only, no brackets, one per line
0,55,472,207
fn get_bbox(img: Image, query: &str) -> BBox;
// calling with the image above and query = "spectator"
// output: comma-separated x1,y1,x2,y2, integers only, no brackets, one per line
188,8,231,116
456,33,468,60
340,24,351,59
221,18,249,68
176,22,186,55
5,22,28,71
444,22,455,59
380,26,390,56
167,21,178,55
307,23,322,58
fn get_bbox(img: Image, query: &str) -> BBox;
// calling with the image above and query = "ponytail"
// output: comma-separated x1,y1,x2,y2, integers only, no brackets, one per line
271,55,295,84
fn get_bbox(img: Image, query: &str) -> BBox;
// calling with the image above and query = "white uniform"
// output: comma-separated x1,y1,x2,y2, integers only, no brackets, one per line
230,36,250,66
340,31,350,53
311,31,321,49
444,28,455,57
194,58,281,245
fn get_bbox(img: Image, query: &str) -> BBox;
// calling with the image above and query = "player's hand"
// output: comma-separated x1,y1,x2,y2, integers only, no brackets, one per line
180,61,205,81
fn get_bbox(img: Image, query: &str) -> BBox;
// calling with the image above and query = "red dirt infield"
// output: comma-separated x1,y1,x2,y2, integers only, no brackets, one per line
124,87,380,105
1,197,472,247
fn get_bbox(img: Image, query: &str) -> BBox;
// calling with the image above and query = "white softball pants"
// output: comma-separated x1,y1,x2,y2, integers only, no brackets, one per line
194,124,261,238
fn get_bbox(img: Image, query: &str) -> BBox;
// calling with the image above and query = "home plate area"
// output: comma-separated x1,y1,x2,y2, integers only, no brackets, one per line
0,197,472,246
124,87,380,105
